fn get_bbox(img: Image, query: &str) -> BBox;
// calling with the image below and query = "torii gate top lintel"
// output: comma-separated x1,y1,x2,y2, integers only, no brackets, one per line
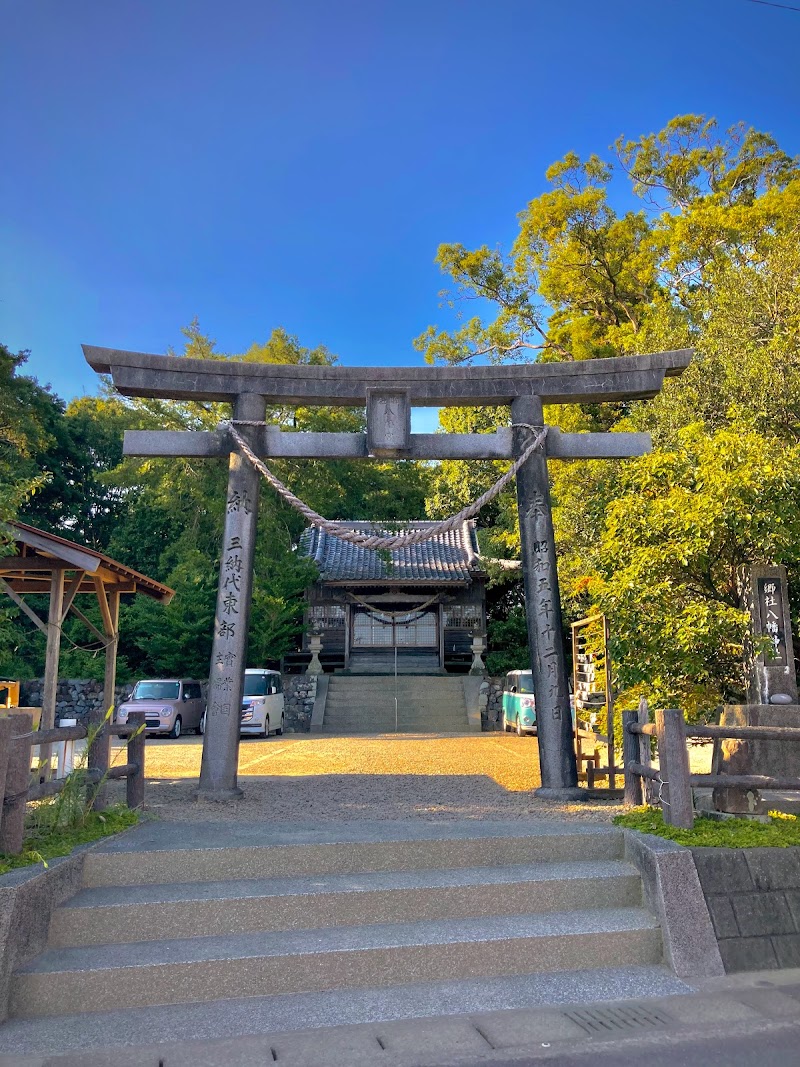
83,345,692,407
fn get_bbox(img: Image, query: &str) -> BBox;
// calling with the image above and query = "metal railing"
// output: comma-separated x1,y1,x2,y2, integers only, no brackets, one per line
622,707,800,829
0,710,146,855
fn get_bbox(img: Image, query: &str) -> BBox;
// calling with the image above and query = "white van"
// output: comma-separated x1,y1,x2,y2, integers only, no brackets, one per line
240,668,285,738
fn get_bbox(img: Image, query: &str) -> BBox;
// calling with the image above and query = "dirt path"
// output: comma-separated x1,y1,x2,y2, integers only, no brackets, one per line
109,732,625,823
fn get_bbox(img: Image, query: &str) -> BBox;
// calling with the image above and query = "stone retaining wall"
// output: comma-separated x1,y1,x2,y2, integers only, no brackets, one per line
283,675,316,733
482,677,504,731
19,679,129,724
691,846,800,972
19,675,316,734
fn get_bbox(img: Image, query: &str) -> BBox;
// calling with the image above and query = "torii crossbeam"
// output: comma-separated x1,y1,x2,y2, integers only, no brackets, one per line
85,345,691,801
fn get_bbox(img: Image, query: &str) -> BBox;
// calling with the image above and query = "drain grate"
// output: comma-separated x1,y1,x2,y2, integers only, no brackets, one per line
563,1004,673,1036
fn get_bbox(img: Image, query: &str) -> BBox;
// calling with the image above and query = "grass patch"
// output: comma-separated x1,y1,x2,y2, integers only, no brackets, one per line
614,806,800,848
0,805,139,876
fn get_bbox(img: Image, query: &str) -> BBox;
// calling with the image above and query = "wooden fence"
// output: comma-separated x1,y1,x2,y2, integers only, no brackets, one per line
0,710,146,855
622,707,800,829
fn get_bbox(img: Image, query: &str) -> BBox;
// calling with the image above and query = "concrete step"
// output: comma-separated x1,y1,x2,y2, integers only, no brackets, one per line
80,820,624,887
326,681,466,693
324,675,468,733
49,859,642,947
322,712,469,721
318,725,469,734
0,965,693,1057
325,682,466,695
327,689,466,694
323,705,467,714
322,699,467,708
12,907,662,1017
328,681,464,691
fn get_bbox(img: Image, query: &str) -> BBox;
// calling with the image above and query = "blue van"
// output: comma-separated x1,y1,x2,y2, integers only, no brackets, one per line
502,670,536,735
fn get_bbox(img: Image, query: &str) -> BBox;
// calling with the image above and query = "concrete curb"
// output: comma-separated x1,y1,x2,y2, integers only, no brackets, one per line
623,829,724,979
310,675,329,731
461,677,484,733
0,849,88,1024
18,969,800,1066
0,821,148,1024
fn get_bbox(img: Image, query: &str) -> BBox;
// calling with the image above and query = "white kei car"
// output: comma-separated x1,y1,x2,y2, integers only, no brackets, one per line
239,668,285,738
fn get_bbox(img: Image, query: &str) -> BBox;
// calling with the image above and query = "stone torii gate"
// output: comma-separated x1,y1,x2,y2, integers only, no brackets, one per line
84,345,691,802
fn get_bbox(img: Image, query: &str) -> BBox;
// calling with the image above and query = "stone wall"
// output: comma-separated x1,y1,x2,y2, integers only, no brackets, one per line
283,674,316,733
481,677,504,731
691,846,800,972
19,675,316,733
19,679,130,724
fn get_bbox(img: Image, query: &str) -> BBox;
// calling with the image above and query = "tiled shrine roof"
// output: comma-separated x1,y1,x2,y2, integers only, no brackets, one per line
299,521,484,584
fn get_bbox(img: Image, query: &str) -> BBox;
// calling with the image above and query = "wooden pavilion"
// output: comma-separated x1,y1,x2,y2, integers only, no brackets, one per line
0,521,174,744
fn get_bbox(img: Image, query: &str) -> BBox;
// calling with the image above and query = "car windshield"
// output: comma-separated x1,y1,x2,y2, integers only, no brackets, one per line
517,674,535,694
132,681,180,701
243,674,272,697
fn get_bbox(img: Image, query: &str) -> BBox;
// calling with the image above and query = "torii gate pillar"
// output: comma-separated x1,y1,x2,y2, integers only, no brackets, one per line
197,393,266,799
513,396,582,799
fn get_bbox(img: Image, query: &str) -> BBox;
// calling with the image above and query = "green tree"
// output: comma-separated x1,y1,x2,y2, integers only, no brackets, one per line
417,115,800,708
0,344,57,523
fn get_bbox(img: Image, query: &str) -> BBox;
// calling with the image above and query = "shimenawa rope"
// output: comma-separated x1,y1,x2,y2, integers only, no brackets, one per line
222,421,547,551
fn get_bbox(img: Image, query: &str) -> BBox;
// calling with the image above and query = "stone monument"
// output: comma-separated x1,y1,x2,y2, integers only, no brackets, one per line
717,564,800,809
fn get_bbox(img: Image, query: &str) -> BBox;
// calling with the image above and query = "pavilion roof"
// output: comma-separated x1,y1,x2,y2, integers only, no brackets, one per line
299,521,484,584
1,521,174,603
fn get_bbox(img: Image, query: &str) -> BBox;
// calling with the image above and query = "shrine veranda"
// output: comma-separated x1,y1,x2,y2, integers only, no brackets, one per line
84,344,692,801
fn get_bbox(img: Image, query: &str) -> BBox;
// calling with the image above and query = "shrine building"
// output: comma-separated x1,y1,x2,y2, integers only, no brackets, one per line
289,520,487,674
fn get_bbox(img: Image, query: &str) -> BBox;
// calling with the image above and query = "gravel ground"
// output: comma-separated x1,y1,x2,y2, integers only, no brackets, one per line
108,732,629,823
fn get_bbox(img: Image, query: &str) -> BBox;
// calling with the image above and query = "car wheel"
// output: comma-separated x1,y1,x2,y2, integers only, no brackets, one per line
516,717,523,737
198,712,206,736
276,714,284,736
503,718,510,733
262,716,270,739
170,716,182,740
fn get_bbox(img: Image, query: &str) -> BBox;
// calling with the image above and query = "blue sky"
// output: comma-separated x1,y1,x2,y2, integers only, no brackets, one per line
2,0,799,433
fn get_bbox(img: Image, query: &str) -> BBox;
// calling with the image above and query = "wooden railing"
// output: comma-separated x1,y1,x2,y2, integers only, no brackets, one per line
622,707,800,829
0,710,146,855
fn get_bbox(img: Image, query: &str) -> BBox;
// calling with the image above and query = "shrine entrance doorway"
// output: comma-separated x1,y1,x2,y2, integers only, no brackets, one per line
352,607,438,651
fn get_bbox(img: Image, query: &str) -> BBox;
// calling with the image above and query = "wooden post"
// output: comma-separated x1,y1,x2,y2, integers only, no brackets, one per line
604,615,616,790
126,711,146,810
622,710,644,807
638,696,656,804
0,715,12,845
39,569,65,778
0,712,33,855
88,583,119,811
655,707,693,829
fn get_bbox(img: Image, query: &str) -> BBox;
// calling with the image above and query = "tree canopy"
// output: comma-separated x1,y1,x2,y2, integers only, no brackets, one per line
418,114,800,713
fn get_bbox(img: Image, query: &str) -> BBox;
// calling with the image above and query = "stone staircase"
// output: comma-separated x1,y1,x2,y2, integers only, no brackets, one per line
0,820,690,1058
347,650,444,674
321,674,470,733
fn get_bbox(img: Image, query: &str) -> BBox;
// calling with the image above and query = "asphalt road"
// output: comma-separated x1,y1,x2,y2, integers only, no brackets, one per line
456,1024,800,1067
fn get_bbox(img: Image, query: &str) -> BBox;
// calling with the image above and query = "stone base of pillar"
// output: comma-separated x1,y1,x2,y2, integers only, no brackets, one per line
194,786,244,802
720,704,800,778
534,786,588,801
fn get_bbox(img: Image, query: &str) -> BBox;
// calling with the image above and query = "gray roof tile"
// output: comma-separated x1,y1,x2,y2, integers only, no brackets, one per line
299,521,483,583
